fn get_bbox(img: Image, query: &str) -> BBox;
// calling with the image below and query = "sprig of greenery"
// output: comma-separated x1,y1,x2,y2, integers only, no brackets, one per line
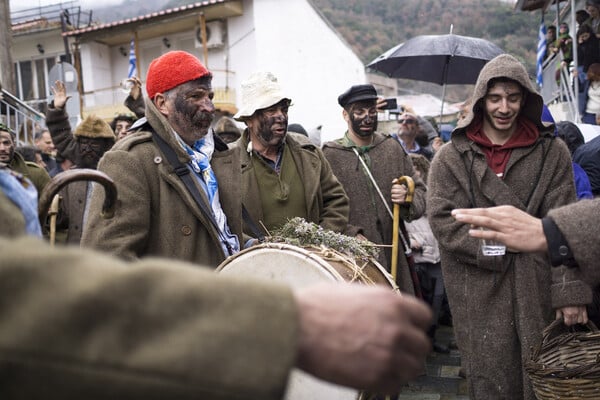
270,217,380,260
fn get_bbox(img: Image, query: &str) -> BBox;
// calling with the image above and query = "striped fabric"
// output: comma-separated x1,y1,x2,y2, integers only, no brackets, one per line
537,18,547,87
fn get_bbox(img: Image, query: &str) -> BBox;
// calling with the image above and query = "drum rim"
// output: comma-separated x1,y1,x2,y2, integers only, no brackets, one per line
217,242,399,291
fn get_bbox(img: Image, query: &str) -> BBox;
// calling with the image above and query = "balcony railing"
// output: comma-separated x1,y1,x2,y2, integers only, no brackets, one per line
1,88,46,145
539,53,579,123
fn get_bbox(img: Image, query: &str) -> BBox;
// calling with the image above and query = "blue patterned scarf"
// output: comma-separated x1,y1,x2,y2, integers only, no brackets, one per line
176,131,239,255
0,169,42,236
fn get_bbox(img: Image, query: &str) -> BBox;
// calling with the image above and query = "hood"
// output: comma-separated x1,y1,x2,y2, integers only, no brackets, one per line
456,54,547,133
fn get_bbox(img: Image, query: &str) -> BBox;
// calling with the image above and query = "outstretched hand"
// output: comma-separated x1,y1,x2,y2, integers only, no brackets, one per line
451,206,547,253
51,80,70,109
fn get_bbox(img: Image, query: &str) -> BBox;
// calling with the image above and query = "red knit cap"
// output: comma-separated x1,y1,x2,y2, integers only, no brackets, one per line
146,51,211,99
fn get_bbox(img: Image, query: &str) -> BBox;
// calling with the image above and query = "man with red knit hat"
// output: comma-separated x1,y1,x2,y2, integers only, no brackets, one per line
82,51,244,267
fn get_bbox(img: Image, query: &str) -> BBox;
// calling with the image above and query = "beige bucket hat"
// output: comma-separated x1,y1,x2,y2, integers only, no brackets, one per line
234,71,291,121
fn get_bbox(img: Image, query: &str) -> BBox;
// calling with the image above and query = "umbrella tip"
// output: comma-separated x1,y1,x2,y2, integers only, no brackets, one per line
449,24,453,34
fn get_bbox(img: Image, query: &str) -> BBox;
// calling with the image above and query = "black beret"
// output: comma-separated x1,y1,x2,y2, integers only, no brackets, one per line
338,84,378,107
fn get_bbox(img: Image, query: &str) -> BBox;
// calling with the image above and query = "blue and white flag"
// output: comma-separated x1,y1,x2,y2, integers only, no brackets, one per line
127,39,137,78
536,18,547,87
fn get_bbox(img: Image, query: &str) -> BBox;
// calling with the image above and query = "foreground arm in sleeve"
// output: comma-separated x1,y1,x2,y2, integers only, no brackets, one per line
0,236,431,399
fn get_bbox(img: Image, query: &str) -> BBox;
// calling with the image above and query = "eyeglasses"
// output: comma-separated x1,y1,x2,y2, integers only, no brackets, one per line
398,118,416,125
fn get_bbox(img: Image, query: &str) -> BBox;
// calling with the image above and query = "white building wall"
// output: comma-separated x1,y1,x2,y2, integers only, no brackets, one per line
232,0,366,144
13,30,64,60
80,42,113,107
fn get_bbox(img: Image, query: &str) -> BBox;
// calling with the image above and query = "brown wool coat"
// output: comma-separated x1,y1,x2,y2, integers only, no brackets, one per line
322,133,426,295
0,193,297,399
549,198,600,286
233,131,349,235
81,100,243,267
428,54,592,400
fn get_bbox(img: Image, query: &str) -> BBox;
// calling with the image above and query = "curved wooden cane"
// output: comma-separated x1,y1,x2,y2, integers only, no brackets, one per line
38,169,118,229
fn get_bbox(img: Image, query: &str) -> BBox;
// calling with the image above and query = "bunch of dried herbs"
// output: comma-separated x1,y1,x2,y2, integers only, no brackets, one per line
270,217,380,261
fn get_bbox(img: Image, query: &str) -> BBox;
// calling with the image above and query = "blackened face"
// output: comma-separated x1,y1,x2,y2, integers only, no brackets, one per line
0,131,15,164
249,99,290,148
348,100,378,137
76,137,113,169
166,79,215,145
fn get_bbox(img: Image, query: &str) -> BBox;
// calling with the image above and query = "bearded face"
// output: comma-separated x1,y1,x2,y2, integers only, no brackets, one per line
162,78,215,145
0,131,15,164
248,99,290,149
348,101,378,138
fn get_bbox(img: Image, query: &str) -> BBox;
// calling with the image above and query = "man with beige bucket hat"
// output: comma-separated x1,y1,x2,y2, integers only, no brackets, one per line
233,71,349,236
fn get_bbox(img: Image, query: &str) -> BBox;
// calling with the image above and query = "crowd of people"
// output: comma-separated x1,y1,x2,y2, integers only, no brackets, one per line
1,46,599,400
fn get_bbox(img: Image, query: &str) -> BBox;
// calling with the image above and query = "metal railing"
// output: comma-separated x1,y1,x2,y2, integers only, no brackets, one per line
11,1,92,31
0,88,46,145
539,53,579,122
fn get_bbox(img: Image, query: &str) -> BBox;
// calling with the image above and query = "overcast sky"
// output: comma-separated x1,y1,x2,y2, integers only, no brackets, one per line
10,0,121,12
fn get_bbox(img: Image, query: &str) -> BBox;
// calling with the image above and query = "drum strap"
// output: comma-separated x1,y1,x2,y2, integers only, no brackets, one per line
242,205,266,243
150,129,234,256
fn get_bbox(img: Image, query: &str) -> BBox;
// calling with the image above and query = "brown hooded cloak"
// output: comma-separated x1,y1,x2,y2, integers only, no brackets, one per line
428,54,592,400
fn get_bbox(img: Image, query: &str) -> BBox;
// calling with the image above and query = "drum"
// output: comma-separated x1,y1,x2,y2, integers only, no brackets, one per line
216,242,398,400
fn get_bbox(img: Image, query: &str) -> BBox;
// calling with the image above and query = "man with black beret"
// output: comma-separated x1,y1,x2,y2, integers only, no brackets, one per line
322,84,426,296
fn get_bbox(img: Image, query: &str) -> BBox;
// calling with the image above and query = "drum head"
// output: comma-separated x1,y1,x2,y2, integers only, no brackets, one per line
217,243,346,288
217,243,362,400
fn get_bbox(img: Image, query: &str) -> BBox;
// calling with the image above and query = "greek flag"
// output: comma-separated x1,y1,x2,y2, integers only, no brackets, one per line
536,19,546,87
127,39,136,78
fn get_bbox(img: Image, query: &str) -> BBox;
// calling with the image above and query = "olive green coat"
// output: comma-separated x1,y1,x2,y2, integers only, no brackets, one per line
81,100,243,267
428,54,592,400
10,151,50,195
233,131,349,236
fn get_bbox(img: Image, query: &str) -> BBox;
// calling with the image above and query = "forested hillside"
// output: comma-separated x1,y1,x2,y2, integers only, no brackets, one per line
310,0,543,101
311,0,540,65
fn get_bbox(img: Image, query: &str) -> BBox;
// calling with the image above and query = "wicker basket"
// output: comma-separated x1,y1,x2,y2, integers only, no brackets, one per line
526,318,600,399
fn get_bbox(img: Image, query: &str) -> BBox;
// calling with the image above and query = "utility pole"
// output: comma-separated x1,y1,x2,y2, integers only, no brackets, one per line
0,0,15,92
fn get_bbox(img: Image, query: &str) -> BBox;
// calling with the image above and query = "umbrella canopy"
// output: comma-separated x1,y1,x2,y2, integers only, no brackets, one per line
367,34,504,85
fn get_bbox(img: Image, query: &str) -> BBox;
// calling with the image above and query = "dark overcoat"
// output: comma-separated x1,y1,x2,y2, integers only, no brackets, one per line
428,54,592,400
322,133,426,295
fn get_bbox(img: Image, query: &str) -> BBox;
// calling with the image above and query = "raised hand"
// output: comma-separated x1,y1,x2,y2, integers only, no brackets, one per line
51,80,70,109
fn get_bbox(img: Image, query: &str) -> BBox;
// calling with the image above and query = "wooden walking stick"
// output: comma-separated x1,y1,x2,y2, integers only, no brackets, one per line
38,169,118,239
391,176,423,299
47,194,61,246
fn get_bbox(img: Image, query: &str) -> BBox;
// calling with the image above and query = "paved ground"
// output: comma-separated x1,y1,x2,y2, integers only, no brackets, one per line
399,325,470,400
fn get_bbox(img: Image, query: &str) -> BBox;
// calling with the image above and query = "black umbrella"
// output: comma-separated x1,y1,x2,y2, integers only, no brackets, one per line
367,33,504,118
